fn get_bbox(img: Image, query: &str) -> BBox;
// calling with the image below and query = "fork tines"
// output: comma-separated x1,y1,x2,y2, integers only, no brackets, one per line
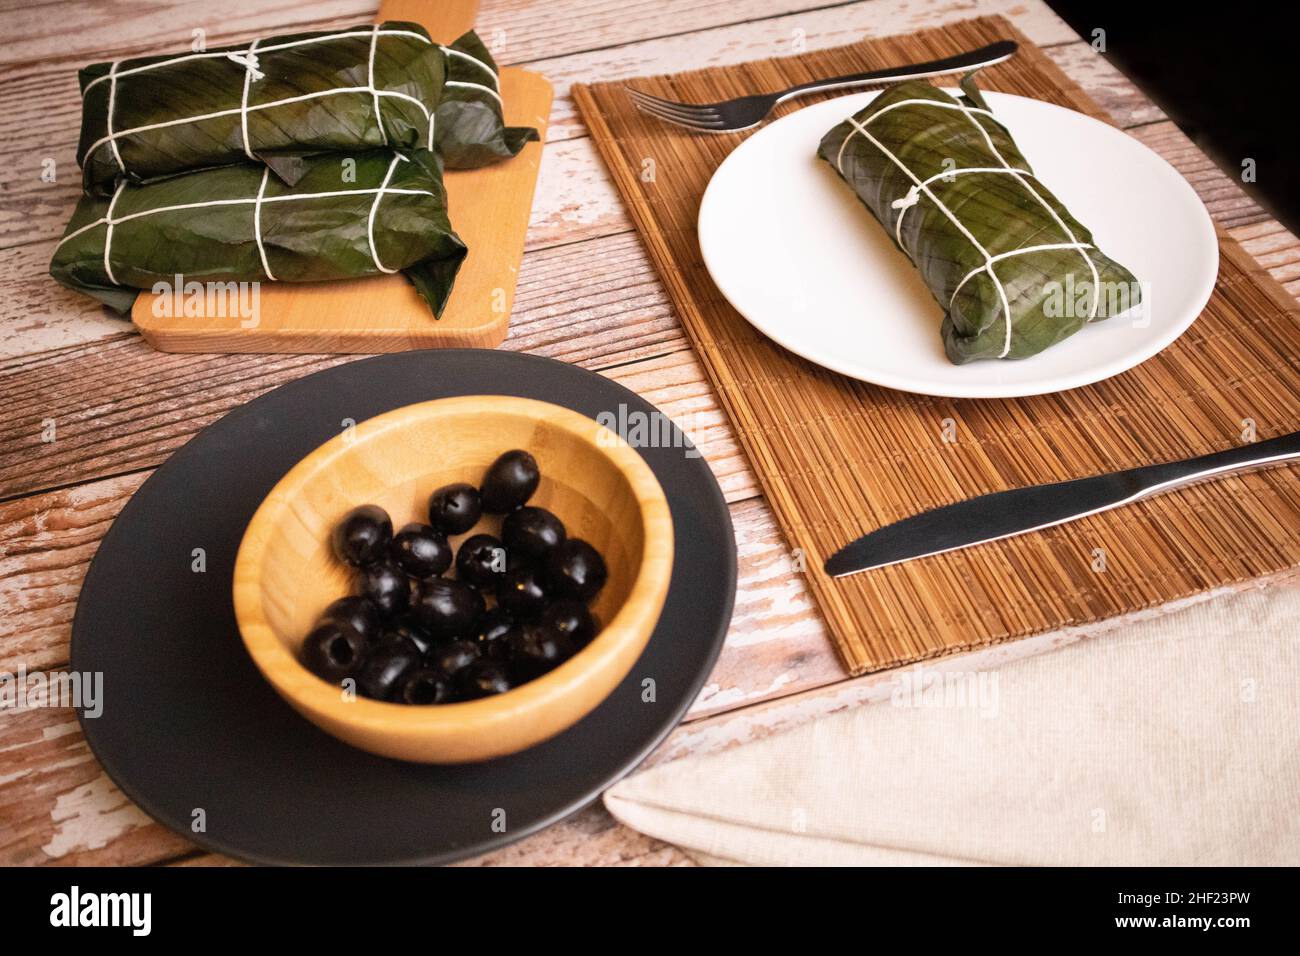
626,88,726,130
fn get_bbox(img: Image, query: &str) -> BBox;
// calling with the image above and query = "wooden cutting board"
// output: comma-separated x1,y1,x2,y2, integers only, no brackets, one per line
131,0,551,352
574,15,1300,675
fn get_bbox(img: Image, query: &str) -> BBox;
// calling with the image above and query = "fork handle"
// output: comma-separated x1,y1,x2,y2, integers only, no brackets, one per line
776,40,1019,103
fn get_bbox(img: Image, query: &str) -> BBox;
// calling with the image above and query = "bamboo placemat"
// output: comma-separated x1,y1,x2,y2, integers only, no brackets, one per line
572,15,1300,675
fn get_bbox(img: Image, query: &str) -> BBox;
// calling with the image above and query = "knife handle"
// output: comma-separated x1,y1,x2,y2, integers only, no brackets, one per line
1133,429,1300,498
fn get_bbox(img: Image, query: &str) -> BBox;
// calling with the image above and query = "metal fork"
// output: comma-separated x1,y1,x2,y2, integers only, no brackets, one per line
626,39,1018,133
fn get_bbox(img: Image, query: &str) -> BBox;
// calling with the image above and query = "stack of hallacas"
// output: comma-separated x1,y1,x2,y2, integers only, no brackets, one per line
50,22,537,317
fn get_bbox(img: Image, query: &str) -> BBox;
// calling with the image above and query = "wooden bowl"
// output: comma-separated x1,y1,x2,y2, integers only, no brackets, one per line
233,396,674,763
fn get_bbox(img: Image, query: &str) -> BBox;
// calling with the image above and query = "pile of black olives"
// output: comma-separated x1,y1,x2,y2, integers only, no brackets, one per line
299,450,609,704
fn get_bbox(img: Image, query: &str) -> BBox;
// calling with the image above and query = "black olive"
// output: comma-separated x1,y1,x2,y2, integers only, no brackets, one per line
390,522,452,578
506,549,535,572
541,600,598,648
497,565,549,619
356,634,421,700
458,659,512,699
398,668,453,706
427,482,483,536
430,639,480,677
480,450,540,514
318,595,383,643
456,533,507,587
508,623,575,680
300,621,367,682
411,577,485,639
501,506,566,563
359,559,410,617
474,606,516,657
382,616,436,657
331,504,393,567
546,539,608,602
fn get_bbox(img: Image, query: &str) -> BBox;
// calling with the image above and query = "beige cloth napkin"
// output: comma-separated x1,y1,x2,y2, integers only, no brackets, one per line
605,585,1300,866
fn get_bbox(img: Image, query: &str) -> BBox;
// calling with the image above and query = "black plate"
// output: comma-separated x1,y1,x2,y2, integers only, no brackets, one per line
71,350,736,866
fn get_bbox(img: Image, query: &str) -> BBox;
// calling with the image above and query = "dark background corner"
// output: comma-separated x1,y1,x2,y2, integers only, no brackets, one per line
1047,0,1299,234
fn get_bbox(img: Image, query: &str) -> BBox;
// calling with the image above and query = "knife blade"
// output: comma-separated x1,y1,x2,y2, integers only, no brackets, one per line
824,429,1300,578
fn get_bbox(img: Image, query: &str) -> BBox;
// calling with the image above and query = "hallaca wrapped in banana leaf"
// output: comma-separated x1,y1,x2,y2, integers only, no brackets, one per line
49,148,466,316
819,76,1141,363
76,22,537,193
435,29,539,170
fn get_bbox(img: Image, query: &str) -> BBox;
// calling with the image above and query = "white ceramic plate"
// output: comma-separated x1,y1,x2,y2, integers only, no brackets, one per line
697,90,1218,398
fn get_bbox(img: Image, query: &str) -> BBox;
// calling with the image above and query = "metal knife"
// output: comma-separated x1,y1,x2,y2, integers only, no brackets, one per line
824,430,1300,578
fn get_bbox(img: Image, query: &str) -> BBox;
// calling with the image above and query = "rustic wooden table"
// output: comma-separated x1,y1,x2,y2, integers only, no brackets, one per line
2,0,1296,867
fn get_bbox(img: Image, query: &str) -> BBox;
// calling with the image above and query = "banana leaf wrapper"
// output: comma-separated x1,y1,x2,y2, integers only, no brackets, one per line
818,77,1141,363
49,148,466,317
435,29,538,170
77,23,537,194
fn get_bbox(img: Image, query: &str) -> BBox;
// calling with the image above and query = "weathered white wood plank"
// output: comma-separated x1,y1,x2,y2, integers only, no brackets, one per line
0,473,146,674
453,804,697,866
689,497,841,718
508,230,682,364
1229,221,1300,297
0,705,193,865
1128,122,1264,229
0,241,134,358
1041,42,1166,127
1,0,846,69
2,0,372,68
0,252,757,503
526,136,630,248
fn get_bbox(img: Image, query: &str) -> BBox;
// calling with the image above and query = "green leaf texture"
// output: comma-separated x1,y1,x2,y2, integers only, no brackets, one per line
49,148,466,317
77,24,537,194
435,30,539,169
818,78,1142,364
